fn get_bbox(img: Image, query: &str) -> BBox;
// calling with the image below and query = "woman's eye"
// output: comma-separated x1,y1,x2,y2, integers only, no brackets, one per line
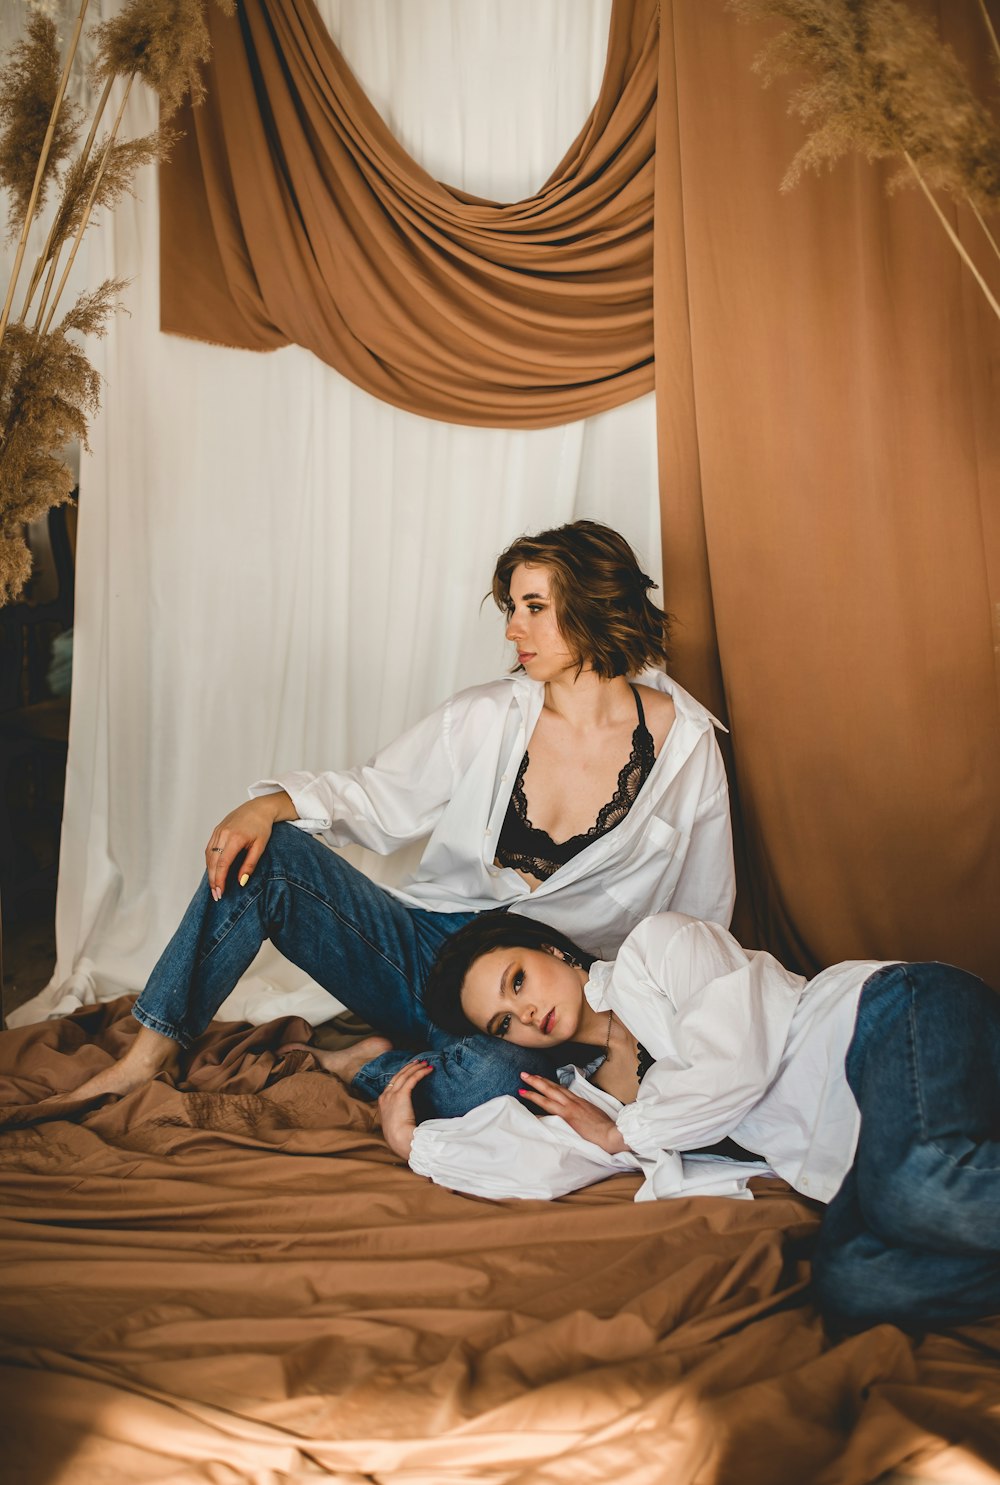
495,1014,512,1038
527,604,543,614
512,970,524,994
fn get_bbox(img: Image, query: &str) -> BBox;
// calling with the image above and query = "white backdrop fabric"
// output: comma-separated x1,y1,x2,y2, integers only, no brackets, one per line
12,0,660,1027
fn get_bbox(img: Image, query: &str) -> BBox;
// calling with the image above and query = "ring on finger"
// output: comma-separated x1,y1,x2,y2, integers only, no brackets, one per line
210,847,223,853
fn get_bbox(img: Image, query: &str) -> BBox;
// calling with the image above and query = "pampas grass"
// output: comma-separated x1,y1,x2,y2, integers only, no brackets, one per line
0,0,230,602
729,0,1000,321
93,0,213,116
0,14,80,226
0,290,120,593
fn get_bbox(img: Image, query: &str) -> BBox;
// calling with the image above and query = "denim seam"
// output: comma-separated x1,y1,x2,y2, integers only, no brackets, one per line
907,972,1000,1173
906,980,929,1143
199,871,413,987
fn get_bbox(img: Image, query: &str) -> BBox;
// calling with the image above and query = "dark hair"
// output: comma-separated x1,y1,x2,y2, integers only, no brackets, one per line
491,519,671,680
423,911,595,1038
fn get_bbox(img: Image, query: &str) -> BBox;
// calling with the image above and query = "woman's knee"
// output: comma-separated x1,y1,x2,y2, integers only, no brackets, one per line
263,819,317,864
250,820,342,888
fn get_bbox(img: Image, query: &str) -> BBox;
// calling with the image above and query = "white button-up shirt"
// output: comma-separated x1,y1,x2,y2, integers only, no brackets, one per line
409,913,890,1204
250,672,734,959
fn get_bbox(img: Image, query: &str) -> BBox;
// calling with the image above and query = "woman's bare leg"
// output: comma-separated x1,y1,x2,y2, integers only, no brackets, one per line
62,1024,178,1102
279,1034,392,1084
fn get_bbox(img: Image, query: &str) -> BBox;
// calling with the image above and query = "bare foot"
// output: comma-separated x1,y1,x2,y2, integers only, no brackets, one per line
59,1026,179,1104
279,1033,392,1083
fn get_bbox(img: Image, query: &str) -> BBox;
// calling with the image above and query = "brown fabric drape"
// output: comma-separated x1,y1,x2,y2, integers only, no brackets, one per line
655,1,1000,981
160,0,658,426
161,0,1000,980
4,1003,1000,1484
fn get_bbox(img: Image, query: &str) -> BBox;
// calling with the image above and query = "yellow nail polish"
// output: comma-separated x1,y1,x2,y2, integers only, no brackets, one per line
239,873,249,887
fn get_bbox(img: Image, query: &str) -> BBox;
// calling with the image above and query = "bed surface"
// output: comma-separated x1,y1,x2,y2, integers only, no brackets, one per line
2,999,998,1485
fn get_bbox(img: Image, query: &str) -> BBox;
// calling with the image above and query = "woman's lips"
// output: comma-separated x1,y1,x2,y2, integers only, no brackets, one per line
541,1009,555,1035
517,651,536,665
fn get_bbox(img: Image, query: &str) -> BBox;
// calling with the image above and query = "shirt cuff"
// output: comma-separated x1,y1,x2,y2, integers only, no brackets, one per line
247,773,332,833
615,1103,678,1161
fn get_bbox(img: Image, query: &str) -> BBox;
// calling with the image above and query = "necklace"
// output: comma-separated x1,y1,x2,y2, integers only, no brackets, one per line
603,1009,654,1083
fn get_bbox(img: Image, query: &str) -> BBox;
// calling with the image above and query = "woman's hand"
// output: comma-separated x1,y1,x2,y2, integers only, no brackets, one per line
377,1059,434,1160
518,1072,628,1154
205,791,296,900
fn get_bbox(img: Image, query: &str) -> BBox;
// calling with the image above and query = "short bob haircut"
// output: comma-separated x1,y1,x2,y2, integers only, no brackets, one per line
423,910,595,1040
491,519,671,680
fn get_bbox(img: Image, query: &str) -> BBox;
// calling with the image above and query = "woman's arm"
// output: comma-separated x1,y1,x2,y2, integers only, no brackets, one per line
249,695,459,849
515,1073,627,1153
206,693,460,895
611,916,801,1157
387,1067,641,1200
206,789,298,898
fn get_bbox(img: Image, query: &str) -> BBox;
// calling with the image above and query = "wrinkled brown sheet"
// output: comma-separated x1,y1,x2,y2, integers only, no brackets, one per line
1,1000,998,1485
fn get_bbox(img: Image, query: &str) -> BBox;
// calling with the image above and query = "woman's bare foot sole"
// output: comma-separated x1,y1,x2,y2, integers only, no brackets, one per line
279,1033,392,1083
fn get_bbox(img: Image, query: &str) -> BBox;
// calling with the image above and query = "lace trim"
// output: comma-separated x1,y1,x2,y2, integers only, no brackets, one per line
494,686,656,881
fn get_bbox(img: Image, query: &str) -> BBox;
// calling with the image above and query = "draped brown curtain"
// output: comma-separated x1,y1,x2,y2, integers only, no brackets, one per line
161,0,1000,980
655,1,1000,981
160,0,659,426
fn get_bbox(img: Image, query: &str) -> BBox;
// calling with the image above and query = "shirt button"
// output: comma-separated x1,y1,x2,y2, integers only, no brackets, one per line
500,773,508,783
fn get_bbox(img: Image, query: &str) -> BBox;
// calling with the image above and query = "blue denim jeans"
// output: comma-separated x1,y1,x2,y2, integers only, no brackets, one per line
812,962,1000,1333
133,823,562,1119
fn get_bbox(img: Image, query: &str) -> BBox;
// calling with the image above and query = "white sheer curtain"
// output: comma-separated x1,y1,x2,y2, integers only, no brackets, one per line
13,0,660,1026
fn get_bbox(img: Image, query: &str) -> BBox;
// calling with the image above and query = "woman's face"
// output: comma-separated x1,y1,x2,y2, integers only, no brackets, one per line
460,944,587,1048
505,563,580,682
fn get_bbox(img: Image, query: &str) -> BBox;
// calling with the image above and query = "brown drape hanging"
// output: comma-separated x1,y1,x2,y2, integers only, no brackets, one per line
161,0,1000,981
655,1,1000,981
160,0,658,426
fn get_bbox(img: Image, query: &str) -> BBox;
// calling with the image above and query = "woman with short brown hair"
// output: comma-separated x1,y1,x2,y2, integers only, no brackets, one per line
67,521,735,1123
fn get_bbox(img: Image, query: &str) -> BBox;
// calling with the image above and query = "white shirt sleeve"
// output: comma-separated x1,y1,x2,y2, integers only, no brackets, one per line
407,1086,768,1203
666,749,735,928
611,916,802,1159
248,695,458,852
408,1092,641,1200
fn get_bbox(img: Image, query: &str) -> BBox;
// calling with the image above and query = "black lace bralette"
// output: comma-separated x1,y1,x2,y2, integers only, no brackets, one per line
493,684,656,881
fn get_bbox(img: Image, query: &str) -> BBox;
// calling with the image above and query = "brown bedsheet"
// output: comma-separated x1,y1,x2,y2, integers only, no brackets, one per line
1,999,998,1485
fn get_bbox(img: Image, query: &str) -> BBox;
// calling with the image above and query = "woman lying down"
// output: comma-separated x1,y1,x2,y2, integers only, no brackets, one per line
373,910,1000,1335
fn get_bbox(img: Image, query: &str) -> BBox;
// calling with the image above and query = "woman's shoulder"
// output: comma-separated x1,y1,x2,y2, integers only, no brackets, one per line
634,670,726,735
633,682,677,752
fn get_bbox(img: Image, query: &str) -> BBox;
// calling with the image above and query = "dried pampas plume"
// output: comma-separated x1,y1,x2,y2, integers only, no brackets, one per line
0,0,233,602
0,285,122,596
49,127,174,257
0,14,80,228
93,0,213,118
728,0,1000,320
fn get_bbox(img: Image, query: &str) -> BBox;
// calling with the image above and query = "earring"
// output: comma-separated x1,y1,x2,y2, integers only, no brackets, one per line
543,943,580,967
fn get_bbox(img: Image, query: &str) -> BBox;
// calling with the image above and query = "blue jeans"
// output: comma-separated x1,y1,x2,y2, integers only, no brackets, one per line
813,962,1000,1333
133,823,562,1119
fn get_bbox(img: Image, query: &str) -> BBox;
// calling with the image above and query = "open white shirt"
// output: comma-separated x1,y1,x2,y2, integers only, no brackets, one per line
250,672,734,958
409,914,889,1204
